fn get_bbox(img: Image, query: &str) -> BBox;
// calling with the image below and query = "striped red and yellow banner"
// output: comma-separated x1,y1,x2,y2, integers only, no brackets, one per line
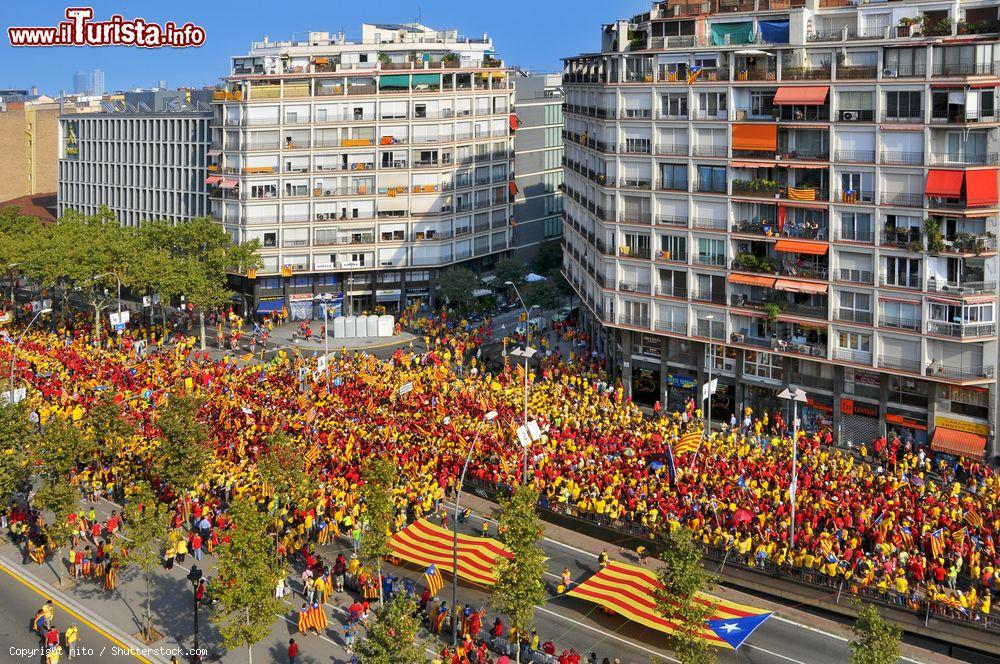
566,562,768,648
387,518,513,587
674,429,703,455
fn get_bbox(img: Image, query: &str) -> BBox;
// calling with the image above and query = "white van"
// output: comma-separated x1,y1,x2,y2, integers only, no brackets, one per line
515,316,545,336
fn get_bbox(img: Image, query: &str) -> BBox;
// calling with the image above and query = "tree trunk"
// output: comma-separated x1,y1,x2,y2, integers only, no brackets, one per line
199,310,206,350
246,609,253,664
94,304,101,347
377,562,384,607
145,568,152,639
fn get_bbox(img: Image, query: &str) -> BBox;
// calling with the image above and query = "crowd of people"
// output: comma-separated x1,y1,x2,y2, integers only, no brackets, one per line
1,310,998,661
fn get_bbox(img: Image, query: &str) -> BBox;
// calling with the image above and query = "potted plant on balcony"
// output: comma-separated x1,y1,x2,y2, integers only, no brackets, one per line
764,302,782,323
378,52,390,66
897,16,919,37
442,52,460,67
733,252,759,271
924,217,945,254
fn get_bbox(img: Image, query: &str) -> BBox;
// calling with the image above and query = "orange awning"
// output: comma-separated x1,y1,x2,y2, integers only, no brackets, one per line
732,124,777,152
508,181,518,196
205,175,222,185
774,279,828,294
773,86,829,105
925,170,965,198
509,114,521,130
931,427,987,459
218,178,238,189
730,161,775,168
314,57,330,65
728,274,776,288
774,240,828,255
965,169,999,206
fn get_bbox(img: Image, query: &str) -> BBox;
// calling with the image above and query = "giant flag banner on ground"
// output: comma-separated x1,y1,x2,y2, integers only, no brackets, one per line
388,518,513,587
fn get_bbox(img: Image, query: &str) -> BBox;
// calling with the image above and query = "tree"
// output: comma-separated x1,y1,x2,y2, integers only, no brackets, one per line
83,393,134,469
493,256,526,288
355,592,425,664
211,497,286,664
154,394,212,517
257,431,310,503
436,268,478,309
849,604,902,664
652,527,717,664
491,486,547,664
0,401,35,505
360,459,397,605
35,418,96,482
121,481,171,641
531,241,563,277
522,279,561,311
34,481,77,583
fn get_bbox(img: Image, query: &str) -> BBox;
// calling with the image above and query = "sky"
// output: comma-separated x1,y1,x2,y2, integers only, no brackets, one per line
0,0,650,94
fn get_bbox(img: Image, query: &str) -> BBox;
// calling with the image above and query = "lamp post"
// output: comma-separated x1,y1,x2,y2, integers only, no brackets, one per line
318,295,331,387
778,387,807,552
9,306,51,396
186,564,203,663
704,314,714,436
504,280,538,485
90,272,122,346
451,410,498,646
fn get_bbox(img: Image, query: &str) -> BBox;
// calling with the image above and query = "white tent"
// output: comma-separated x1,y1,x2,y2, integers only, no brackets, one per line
524,273,547,283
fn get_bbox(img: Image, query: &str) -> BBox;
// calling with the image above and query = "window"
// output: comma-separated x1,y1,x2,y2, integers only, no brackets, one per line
660,163,688,190
881,299,920,329
661,93,688,118
260,278,280,290
838,91,874,110
543,216,562,239
744,350,783,381
660,234,688,261
838,331,871,351
884,91,922,119
884,256,921,288
263,232,277,247
697,92,727,117
750,90,774,117
942,385,989,419
840,211,872,241
841,172,873,200
696,165,726,192
884,48,924,75
696,238,725,266
839,291,872,323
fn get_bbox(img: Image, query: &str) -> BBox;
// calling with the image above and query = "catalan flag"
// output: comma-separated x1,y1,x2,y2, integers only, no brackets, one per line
246,269,257,280
786,187,817,201
424,564,444,596
674,429,704,455
296,394,310,411
686,65,702,84
281,265,294,277
388,519,512,587
304,444,321,464
929,528,945,559
965,510,984,529
566,562,771,649
241,352,254,363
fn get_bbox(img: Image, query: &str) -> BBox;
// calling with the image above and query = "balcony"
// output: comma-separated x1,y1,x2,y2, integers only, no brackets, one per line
656,178,689,193
735,67,777,82
781,148,830,162
840,190,874,204
618,245,652,259
693,179,727,195
834,309,872,325
732,108,776,122
930,110,997,124
656,284,688,299
657,215,689,228
934,279,998,294
617,313,651,328
833,347,873,364
837,268,875,285
692,216,728,230
655,249,688,263
618,178,654,190
774,105,830,121
941,233,997,254
732,219,827,240
836,66,878,80
693,145,728,158
655,143,689,157
879,315,921,332
880,151,924,166
877,356,922,373
834,149,874,164
732,179,829,202
928,152,999,166
880,192,925,208
732,148,777,160
691,109,729,120
880,227,922,249
931,62,996,77
879,275,923,290
927,196,985,210
929,364,995,380
881,112,924,124
619,212,653,226
927,321,997,338
781,66,832,81
836,109,875,122
617,281,652,294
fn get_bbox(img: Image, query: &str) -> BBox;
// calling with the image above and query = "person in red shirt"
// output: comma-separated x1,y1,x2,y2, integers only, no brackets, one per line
287,638,299,664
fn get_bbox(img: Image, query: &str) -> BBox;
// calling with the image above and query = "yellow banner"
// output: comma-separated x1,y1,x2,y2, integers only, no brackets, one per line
935,417,990,436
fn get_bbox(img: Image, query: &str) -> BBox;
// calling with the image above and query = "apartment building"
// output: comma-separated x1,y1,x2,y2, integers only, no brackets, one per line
0,100,62,203
561,0,1000,459
57,104,212,226
210,23,515,319
511,73,565,259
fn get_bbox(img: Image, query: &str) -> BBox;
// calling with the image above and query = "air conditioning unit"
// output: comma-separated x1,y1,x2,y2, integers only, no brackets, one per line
882,68,898,78
841,111,860,121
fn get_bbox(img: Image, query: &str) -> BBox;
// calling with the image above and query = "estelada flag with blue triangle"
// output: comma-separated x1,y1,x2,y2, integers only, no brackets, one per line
707,612,774,650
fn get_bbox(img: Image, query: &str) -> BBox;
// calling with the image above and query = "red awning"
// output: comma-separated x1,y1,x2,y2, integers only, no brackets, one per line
931,427,987,459
774,239,828,255
207,149,222,157
925,170,965,198
218,178,239,189
730,161,775,168
965,169,999,207
728,274,776,288
508,181,519,196
772,86,829,105
205,175,223,185
509,114,521,131
774,279,828,294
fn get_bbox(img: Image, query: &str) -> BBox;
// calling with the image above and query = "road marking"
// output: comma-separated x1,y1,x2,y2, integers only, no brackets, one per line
535,605,676,662
0,558,155,663
771,616,927,664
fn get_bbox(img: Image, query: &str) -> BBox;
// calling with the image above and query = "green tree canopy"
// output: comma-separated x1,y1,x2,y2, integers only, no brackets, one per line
437,267,478,309
0,401,34,504
653,527,717,664
355,592,426,664
849,604,902,664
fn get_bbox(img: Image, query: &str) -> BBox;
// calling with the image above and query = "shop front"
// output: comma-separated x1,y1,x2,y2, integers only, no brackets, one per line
840,397,880,447
886,410,928,448
663,371,697,413
376,289,402,312
288,293,314,321
313,291,343,319
801,394,833,432
255,296,285,319
631,364,661,406
930,416,989,461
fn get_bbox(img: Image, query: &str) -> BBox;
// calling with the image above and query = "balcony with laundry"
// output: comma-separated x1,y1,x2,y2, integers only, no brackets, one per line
732,238,829,280
925,168,1000,210
730,163,828,202
731,201,827,240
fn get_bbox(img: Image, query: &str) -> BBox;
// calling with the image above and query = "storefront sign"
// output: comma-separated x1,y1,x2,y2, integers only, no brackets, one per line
841,398,878,418
665,374,696,389
886,413,927,430
314,261,336,271
289,293,314,301
806,397,833,413
934,416,990,436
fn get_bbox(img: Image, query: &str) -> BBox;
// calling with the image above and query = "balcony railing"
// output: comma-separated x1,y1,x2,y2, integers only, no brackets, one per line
880,151,924,166
840,190,874,204
927,321,997,338
655,143,689,156
618,245,652,259
617,281,652,294
834,309,873,325
692,216,728,230
655,249,688,263
733,219,828,240
880,228,922,248
834,149,874,163
833,347,873,364
930,110,998,124
878,356,922,373
781,66,832,81
693,145,729,158
617,314,651,328
733,108,776,122
832,229,874,244
928,152,999,166
773,105,830,121
879,315,921,332
935,279,998,294
881,112,924,124
657,215,689,227
619,212,652,225
879,275,923,290
941,234,997,254
733,149,776,159
837,109,875,122
836,65,878,80
930,364,995,380
880,192,925,208
734,67,777,82
932,62,996,77
838,268,874,284
656,284,688,299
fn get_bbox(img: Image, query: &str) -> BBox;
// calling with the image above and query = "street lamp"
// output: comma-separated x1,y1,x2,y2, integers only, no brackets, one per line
504,280,539,485
186,564,204,663
9,306,51,395
90,272,122,346
778,387,807,552
704,314,714,437
451,410,498,646
317,295,332,387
